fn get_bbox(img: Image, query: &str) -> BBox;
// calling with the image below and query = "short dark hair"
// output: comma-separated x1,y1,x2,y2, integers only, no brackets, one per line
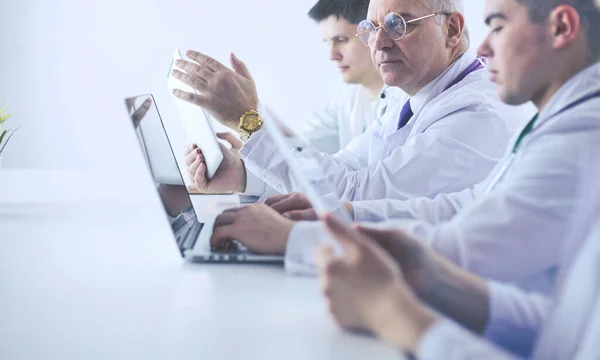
516,0,600,58
308,0,370,24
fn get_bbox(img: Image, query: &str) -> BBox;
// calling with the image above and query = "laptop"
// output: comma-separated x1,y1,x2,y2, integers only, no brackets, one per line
125,94,283,263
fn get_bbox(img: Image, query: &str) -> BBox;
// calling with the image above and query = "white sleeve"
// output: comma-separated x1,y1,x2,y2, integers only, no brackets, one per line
239,104,380,196
352,186,478,223
242,166,268,197
418,319,521,360
483,281,551,358
284,221,332,276
241,105,504,203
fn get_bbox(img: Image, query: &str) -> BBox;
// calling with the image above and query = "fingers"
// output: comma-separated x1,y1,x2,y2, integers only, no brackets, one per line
222,207,242,214
264,193,292,207
185,145,199,165
315,245,336,270
216,132,243,150
356,226,405,249
210,225,236,249
214,212,237,227
284,209,318,221
323,214,363,255
172,69,208,90
269,193,311,214
174,60,216,85
192,156,208,189
172,89,208,108
230,53,253,81
187,150,204,177
175,58,215,76
186,50,225,72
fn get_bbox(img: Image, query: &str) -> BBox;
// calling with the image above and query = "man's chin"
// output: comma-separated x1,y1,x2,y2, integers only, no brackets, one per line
341,73,359,84
499,90,529,106
382,72,413,88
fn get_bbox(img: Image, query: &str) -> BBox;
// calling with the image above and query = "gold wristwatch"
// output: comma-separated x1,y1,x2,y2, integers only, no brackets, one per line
238,110,263,142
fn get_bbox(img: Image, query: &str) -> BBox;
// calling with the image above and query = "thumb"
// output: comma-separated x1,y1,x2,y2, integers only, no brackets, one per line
230,53,253,81
356,226,407,251
216,132,243,150
284,209,318,221
323,214,362,256
315,244,336,270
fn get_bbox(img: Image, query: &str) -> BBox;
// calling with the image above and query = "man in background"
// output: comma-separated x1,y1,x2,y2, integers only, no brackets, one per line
303,0,404,154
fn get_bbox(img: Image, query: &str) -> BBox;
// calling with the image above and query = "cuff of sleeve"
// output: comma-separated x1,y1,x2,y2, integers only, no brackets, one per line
482,281,542,357
484,281,516,340
242,167,267,197
239,128,268,159
284,221,332,276
418,319,497,360
417,319,461,359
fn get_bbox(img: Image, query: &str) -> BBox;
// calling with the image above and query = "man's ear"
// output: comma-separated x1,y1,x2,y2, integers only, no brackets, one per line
548,5,581,51
446,12,466,48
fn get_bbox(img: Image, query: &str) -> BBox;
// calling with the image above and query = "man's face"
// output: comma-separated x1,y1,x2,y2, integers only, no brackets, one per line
366,0,453,93
320,15,376,84
478,0,551,105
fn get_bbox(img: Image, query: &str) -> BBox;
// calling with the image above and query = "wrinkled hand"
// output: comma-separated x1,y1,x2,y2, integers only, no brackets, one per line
265,193,355,222
316,215,435,352
172,50,258,130
216,132,243,154
185,138,246,194
264,192,314,217
210,203,295,255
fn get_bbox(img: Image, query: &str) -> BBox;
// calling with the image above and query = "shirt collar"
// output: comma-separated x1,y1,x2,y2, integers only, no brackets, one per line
537,61,600,125
409,49,478,115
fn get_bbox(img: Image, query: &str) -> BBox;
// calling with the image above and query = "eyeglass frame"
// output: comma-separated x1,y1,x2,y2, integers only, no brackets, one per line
356,11,452,46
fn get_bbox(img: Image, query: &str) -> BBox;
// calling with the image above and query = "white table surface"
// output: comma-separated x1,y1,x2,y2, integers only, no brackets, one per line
0,170,403,360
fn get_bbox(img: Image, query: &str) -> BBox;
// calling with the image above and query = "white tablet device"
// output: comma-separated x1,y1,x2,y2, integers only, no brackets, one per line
167,48,223,179
258,104,351,255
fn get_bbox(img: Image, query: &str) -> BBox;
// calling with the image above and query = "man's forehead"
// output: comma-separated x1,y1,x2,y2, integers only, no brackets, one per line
484,0,513,23
320,16,358,38
367,0,428,22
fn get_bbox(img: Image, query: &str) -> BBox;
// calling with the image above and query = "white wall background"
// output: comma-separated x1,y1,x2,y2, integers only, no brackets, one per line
0,0,489,174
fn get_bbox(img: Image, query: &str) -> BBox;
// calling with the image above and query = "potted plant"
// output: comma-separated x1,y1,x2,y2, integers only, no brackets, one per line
0,102,19,169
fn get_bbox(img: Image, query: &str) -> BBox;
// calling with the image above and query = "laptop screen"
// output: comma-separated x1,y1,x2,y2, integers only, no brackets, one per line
124,94,203,256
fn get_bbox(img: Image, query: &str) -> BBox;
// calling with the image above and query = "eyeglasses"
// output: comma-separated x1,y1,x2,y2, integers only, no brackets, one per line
356,12,451,47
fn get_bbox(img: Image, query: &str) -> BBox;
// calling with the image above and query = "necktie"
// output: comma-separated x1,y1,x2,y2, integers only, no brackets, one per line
397,99,413,130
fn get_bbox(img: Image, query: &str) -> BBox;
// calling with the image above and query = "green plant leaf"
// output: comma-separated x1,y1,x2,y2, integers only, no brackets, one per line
0,106,11,127
0,129,7,146
0,126,20,154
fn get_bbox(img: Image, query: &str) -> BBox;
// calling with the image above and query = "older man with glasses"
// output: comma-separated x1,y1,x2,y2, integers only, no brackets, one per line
171,0,534,272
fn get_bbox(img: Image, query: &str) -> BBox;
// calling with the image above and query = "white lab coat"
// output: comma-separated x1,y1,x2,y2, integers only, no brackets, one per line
285,62,600,292
303,84,406,154
418,150,600,360
241,50,532,202
242,85,406,197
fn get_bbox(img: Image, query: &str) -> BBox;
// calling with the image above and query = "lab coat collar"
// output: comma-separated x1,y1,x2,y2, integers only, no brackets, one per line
536,61,600,127
409,48,479,116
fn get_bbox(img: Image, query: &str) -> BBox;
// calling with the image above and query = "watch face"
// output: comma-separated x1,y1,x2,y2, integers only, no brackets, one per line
244,114,261,131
